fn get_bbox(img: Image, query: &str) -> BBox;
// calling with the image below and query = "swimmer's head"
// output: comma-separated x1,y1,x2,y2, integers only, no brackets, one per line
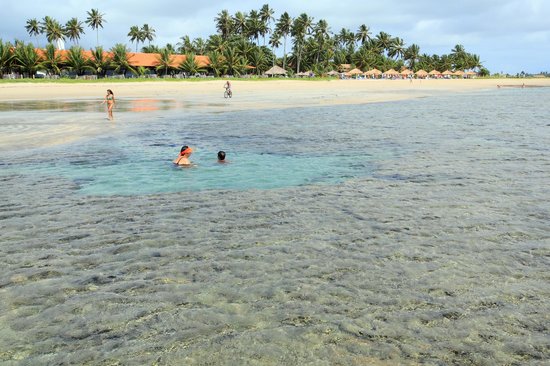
180,146,193,156
217,151,226,160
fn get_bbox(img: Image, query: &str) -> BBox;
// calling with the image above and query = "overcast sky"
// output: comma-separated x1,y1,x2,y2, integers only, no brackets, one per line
2,0,549,74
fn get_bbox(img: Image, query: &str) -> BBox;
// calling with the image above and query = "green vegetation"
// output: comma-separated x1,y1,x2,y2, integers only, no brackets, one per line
1,4,503,80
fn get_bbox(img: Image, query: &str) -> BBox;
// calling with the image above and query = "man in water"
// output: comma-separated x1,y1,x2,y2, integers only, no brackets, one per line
217,150,228,163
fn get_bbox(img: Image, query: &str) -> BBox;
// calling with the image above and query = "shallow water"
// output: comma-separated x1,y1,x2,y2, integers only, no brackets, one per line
1,89,549,365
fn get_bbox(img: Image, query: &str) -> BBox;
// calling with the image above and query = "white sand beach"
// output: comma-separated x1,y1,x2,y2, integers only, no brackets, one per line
1,78,549,150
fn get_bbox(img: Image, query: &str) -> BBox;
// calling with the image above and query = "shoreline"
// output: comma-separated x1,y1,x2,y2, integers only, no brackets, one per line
1,78,549,151
1,78,549,102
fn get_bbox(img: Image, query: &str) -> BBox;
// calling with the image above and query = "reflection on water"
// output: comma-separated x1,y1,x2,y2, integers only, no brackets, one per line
0,98,183,113
1,89,549,365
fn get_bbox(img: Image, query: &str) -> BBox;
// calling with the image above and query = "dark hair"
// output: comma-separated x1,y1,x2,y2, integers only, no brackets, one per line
181,145,189,153
217,151,226,160
107,89,114,96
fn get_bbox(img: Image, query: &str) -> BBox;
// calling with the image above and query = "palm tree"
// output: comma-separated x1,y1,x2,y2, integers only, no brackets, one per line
313,19,330,65
234,37,254,61
65,18,85,46
128,26,142,52
451,44,467,70
247,10,264,45
233,12,248,36
206,50,224,76
404,43,420,70
179,52,205,75
206,34,227,54
86,9,105,47
89,46,111,77
42,43,63,76
110,43,134,76
13,42,42,78
156,47,175,76
259,4,275,46
268,31,282,66
275,12,292,70
248,47,268,75
291,13,313,73
223,46,246,76
214,10,233,40
356,24,371,46
42,17,65,49
65,46,93,76
0,40,15,77
375,31,393,57
25,19,41,47
337,28,355,56
192,38,207,55
388,37,405,60
141,24,156,48
466,53,483,71
177,35,193,54
141,45,160,53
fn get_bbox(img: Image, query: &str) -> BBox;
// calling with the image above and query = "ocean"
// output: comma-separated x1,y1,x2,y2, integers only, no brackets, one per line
1,87,549,365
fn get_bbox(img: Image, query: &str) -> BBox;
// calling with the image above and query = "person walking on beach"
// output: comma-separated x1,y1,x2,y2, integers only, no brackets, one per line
173,145,194,166
101,89,115,120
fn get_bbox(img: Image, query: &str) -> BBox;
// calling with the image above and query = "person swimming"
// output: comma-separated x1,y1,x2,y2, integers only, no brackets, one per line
217,150,227,163
173,145,193,166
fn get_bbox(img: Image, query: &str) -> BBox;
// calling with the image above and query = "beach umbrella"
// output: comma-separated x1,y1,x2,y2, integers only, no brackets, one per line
348,68,363,75
442,70,453,76
415,69,428,78
364,68,381,76
383,68,399,77
453,70,465,77
428,69,441,76
400,69,413,76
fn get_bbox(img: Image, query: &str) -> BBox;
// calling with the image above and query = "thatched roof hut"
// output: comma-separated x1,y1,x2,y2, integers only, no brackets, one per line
264,65,288,76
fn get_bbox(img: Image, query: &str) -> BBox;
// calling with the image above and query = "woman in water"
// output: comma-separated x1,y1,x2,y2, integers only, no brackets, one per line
173,145,194,166
101,89,115,120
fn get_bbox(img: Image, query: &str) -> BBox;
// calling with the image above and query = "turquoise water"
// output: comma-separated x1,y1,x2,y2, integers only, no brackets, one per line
2,103,395,194
1,88,549,365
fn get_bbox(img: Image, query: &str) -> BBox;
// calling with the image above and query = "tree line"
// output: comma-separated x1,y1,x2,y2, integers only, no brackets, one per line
0,4,489,79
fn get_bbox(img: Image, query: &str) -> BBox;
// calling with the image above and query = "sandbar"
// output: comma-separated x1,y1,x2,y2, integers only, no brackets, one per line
1,78,548,151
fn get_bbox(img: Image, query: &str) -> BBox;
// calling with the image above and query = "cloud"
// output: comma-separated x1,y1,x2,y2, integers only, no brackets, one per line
1,0,549,73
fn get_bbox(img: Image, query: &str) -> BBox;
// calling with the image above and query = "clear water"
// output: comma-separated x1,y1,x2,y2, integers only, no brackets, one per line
1,101,397,195
1,89,549,365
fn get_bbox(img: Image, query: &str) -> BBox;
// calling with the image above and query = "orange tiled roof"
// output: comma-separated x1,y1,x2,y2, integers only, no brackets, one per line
35,49,210,68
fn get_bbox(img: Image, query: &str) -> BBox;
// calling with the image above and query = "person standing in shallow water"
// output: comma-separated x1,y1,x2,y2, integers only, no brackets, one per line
101,89,115,120
173,146,194,166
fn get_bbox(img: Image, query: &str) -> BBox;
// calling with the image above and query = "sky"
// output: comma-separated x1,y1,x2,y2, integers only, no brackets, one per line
2,0,549,74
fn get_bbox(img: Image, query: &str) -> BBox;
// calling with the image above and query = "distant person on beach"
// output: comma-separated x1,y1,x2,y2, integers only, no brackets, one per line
217,150,228,163
224,80,232,97
224,80,231,92
101,89,115,120
173,145,194,166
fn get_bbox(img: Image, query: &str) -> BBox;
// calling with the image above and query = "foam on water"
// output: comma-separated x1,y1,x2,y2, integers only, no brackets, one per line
1,88,549,365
